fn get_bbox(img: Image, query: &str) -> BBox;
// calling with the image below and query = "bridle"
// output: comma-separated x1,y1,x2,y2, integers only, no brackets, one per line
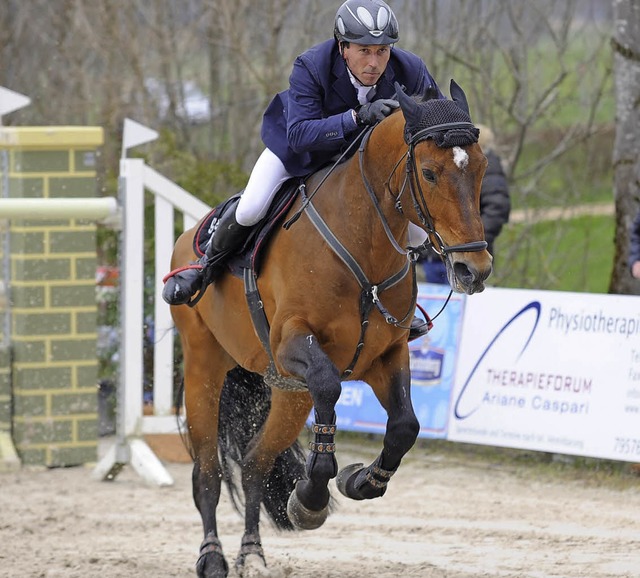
360,122,488,259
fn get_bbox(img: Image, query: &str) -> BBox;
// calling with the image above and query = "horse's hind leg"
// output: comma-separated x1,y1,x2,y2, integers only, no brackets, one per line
275,329,343,529
173,306,235,578
235,387,312,572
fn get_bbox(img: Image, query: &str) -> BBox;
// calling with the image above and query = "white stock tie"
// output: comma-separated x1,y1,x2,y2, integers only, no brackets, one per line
356,85,374,105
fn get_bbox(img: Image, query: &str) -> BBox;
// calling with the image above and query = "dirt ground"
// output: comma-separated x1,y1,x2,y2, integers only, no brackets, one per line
1,435,639,578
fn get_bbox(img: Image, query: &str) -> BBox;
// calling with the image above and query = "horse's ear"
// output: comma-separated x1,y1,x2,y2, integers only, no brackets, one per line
423,85,440,101
395,81,422,127
449,79,470,116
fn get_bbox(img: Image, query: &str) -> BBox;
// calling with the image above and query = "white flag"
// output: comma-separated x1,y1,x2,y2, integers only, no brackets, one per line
122,118,159,154
0,86,31,118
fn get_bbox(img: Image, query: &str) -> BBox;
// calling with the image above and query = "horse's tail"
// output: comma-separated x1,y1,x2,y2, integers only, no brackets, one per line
219,366,307,531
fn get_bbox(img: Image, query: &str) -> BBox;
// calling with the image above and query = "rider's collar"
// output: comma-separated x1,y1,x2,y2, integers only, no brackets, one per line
346,67,377,104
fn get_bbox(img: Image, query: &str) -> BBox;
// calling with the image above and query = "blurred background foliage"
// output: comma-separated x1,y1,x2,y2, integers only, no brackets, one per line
0,0,631,294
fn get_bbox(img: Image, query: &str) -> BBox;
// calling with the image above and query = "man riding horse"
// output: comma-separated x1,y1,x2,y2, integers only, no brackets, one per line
163,0,442,342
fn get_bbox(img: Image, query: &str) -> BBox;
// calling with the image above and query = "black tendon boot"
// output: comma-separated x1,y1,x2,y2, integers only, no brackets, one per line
162,207,251,306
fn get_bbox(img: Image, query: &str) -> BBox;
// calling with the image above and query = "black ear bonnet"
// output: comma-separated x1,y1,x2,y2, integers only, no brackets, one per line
395,80,480,148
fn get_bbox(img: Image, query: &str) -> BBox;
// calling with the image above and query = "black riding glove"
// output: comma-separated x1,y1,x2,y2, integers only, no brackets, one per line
356,99,399,126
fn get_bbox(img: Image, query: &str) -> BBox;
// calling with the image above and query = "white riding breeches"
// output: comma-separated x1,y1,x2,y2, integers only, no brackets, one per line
235,146,428,249
235,148,293,226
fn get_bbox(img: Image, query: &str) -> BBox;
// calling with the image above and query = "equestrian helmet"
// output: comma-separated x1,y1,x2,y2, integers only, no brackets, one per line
334,0,399,45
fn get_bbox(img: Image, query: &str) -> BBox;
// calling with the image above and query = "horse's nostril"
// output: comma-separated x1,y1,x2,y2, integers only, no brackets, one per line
453,262,474,283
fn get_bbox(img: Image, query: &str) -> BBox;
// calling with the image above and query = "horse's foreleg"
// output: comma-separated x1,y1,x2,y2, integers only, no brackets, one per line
276,331,342,529
337,361,420,501
192,459,226,578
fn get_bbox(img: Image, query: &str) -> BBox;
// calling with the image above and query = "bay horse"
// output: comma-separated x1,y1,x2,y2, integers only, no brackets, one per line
168,81,492,577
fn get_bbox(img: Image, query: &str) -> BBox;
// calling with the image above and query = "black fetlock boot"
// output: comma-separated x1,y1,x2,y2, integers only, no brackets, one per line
162,206,251,306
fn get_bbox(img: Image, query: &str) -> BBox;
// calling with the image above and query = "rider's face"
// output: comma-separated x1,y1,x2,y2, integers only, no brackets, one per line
342,43,391,86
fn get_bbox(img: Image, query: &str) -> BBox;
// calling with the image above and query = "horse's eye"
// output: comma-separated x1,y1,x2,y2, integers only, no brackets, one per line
422,169,436,183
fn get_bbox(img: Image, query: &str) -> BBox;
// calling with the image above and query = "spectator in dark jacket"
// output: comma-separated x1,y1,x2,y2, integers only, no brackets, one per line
628,209,640,279
421,124,511,284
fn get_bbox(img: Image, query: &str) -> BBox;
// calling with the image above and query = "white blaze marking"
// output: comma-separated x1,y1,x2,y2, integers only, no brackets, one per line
453,146,468,169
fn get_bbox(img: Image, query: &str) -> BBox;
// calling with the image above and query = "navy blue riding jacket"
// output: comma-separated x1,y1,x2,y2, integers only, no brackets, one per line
261,39,442,177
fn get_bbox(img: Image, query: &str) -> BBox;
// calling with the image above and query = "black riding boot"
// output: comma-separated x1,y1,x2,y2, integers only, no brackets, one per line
206,207,252,258
407,241,437,342
162,207,251,306
408,317,431,342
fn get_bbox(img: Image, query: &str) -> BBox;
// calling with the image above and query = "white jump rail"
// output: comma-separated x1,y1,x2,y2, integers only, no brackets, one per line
93,158,210,486
0,197,118,221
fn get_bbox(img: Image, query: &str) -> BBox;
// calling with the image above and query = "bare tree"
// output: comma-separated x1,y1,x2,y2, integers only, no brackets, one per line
0,1,622,291
199,0,334,169
609,0,640,294
398,1,614,289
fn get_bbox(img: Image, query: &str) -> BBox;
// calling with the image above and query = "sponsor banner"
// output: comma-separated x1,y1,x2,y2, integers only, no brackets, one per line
332,283,465,439
448,287,640,462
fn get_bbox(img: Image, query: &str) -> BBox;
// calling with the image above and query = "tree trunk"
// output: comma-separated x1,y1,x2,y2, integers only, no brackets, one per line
609,0,640,294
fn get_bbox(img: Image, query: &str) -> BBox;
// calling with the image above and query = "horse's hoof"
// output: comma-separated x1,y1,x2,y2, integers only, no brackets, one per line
196,554,229,578
235,553,272,577
196,533,229,578
235,533,268,577
335,463,364,499
286,487,328,530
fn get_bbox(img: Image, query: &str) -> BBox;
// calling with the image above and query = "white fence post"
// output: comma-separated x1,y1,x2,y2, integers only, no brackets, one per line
152,196,175,420
141,164,210,435
93,158,174,486
94,151,212,485
120,158,145,438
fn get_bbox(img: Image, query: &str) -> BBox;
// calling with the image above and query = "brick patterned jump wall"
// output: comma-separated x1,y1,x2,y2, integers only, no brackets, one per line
0,127,104,466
